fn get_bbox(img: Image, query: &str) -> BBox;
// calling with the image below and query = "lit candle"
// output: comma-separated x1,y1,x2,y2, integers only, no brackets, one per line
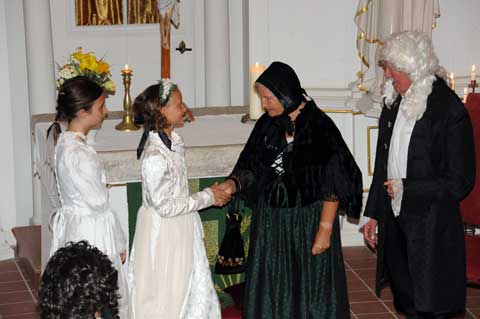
463,87,468,103
249,62,266,120
450,72,455,90
471,64,476,82
122,64,132,75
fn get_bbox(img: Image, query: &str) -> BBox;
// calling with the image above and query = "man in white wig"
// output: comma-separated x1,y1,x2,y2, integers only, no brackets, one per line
363,31,475,319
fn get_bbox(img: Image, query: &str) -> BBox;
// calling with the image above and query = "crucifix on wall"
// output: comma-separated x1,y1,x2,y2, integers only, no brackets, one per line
158,0,180,79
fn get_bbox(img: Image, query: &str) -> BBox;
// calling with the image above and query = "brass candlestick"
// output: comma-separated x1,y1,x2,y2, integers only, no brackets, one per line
468,80,478,93
115,67,140,131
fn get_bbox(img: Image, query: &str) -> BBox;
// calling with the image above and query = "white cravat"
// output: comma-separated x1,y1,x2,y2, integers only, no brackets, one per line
388,108,416,216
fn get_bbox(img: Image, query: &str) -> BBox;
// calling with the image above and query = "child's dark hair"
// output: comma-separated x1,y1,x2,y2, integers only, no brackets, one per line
47,76,104,143
133,82,178,159
133,83,178,132
38,240,120,319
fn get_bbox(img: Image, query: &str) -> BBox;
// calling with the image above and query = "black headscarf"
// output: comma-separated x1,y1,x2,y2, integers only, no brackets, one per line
256,61,306,115
255,61,307,149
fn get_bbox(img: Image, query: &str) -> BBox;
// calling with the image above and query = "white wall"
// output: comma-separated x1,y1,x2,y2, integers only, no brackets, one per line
249,0,480,97
49,0,248,111
0,0,17,233
433,0,480,78
0,0,33,229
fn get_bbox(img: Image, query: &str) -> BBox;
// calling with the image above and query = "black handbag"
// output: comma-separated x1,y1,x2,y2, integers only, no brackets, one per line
215,197,246,274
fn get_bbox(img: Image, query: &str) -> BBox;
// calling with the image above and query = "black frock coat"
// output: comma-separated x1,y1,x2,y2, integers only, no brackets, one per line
364,78,475,313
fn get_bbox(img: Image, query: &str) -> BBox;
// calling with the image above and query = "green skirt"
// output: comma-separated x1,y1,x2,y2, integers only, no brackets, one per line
243,199,350,319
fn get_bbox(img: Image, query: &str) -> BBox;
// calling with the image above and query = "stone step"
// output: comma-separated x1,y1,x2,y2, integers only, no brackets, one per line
11,225,41,292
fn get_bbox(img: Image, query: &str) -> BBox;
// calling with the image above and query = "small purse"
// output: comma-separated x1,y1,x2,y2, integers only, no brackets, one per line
215,197,246,274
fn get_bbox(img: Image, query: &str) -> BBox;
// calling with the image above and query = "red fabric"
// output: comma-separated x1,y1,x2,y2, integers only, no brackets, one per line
465,235,480,284
222,306,242,319
460,93,480,224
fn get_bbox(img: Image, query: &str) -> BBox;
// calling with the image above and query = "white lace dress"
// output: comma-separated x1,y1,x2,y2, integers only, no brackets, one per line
50,131,129,318
128,131,221,319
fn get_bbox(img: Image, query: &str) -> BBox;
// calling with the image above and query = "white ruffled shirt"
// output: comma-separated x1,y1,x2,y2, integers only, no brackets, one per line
388,108,415,216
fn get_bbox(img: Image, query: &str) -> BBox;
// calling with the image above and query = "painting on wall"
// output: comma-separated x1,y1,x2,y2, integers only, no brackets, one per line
75,0,163,26
75,0,124,25
127,0,161,24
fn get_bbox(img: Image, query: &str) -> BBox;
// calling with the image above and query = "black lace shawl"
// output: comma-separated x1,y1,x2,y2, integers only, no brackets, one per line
229,101,363,219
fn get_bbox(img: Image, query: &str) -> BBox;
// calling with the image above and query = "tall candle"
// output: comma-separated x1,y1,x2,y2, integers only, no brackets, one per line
471,64,476,82
463,87,468,103
450,72,455,90
249,63,266,120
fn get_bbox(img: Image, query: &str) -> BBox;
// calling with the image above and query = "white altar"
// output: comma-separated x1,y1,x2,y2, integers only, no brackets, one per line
35,110,377,268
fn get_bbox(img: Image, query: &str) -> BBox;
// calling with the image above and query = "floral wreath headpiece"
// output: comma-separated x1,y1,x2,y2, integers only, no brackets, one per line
56,47,116,94
158,78,177,105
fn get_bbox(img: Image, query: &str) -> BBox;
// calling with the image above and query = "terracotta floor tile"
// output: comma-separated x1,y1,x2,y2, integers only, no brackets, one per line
467,287,480,297
356,313,396,319
0,282,29,294
0,261,18,273
349,290,379,303
353,268,377,280
0,291,34,305
379,288,393,301
3,312,39,319
350,301,390,314
347,277,370,291
346,258,377,269
467,296,480,309
0,272,23,283
343,247,376,260
0,301,37,316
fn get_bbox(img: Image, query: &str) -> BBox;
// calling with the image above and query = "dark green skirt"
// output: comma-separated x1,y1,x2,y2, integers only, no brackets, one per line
243,199,350,319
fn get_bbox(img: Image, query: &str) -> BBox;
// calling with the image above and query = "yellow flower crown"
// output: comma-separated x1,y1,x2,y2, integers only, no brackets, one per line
56,47,116,93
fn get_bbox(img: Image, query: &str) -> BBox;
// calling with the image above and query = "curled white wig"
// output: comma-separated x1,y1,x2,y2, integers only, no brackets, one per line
378,31,445,120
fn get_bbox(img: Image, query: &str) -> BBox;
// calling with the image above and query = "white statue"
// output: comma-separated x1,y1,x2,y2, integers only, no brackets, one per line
354,0,440,116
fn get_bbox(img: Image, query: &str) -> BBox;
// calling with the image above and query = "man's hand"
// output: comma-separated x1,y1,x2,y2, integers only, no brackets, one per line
363,218,378,249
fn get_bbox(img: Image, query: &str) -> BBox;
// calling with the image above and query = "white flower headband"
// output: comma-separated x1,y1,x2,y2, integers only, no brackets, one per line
158,78,177,105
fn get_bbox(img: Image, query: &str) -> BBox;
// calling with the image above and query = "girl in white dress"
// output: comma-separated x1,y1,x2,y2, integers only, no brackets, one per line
48,76,129,318
129,80,228,319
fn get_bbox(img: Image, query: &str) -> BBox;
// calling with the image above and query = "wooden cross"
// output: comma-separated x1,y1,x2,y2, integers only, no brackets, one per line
159,6,175,79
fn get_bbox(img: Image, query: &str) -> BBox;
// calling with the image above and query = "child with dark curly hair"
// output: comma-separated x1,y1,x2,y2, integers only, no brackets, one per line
38,240,120,319
128,80,228,318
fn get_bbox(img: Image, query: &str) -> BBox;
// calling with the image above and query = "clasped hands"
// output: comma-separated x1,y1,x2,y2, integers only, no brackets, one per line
210,179,237,207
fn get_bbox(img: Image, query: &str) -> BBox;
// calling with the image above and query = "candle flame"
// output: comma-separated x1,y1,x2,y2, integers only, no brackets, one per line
124,64,130,70
473,65,476,72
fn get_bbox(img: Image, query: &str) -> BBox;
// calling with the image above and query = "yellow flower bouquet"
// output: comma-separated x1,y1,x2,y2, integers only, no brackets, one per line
56,47,116,93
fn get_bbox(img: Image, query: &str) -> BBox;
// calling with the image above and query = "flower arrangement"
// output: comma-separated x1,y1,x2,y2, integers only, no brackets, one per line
158,78,176,105
56,47,116,93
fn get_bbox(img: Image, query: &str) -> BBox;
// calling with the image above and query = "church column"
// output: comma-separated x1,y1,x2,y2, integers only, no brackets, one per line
23,0,56,115
205,0,231,107
23,0,56,226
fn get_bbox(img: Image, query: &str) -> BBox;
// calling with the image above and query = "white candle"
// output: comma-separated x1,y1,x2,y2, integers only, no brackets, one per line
122,64,132,75
471,64,476,82
450,72,455,90
249,63,266,120
463,87,468,103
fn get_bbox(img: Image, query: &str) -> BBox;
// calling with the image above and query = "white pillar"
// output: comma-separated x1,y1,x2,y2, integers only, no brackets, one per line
23,0,56,115
205,0,231,107
23,0,56,228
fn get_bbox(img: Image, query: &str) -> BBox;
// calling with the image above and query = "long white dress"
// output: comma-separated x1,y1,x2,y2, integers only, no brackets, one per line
129,131,221,319
50,131,129,318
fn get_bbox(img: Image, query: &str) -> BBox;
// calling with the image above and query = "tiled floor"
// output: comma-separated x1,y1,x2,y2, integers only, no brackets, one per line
342,246,480,319
0,259,37,319
1,247,478,318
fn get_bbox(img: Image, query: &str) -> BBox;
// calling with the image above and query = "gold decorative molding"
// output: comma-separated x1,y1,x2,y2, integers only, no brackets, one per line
367,125,378,176
106,183,127,188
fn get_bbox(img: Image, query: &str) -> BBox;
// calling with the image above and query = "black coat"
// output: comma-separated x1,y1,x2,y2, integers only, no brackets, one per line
230,101,363,219
364,78,475,313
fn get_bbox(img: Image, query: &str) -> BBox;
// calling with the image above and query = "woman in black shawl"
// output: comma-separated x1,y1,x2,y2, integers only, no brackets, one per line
218,62,362,318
